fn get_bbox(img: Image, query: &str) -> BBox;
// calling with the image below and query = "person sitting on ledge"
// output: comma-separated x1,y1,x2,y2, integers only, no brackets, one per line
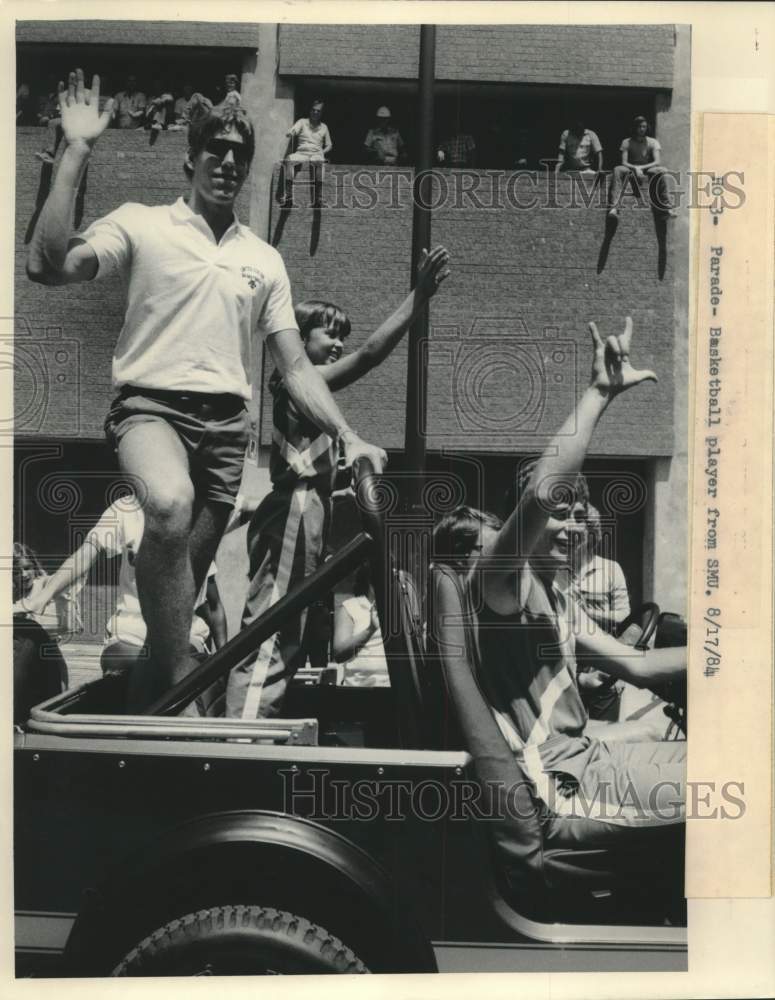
278,98,332,209
113,74,146,129
555,119,603,174
144,79,174,132
608,115,677,219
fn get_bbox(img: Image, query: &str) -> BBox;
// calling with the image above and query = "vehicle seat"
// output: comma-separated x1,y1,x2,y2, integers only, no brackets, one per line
13,617,68,725
426,563,685,902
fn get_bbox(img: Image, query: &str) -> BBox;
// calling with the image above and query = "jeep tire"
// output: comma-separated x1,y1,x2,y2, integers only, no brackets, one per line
110,905,369,976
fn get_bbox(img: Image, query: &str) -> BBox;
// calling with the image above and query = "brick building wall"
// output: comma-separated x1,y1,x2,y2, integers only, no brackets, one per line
17,19,261,48
265,167,676,456
279,23,675,88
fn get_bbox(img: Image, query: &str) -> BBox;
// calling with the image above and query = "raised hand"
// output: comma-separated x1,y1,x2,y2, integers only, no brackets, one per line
589,316,657,397
416,245,451,298
58,69,114,148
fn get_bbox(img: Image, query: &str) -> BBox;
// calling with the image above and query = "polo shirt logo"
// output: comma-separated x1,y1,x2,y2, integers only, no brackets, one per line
241,265,264,290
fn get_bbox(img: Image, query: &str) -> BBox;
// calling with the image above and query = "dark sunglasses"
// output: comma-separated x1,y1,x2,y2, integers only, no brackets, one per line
204,138,250,166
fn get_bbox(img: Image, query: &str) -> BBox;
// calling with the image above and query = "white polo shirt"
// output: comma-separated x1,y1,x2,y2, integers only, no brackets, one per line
81,198,298,399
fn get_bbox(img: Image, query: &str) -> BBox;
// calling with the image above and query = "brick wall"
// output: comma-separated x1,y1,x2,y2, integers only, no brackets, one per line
17,19,262,48
279,24,421,79
279,23,675,88
435,25,675,88
266,167,676,457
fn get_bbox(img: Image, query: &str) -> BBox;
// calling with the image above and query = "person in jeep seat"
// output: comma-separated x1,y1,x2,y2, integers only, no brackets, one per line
432,317,686,827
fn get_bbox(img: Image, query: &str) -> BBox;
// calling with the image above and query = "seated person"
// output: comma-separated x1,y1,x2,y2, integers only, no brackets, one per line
574,504,631,632
333,563,390,687
573,503,631,721
16,83,36,125
12,541,82,636
608,115,677,218
432,317,685,827
278,99,332,208
173,83,195,126
555,119,603,173
363,106,406,165
436,130,476,168
144,79,174,131
212,73,241,106
12,542,75,723
113,75,146,129
17,494,220,713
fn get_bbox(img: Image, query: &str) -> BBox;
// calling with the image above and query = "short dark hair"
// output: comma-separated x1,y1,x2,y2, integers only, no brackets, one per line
185,93,255,178
294,301,351,344
632,115,649,133
432,507,502,567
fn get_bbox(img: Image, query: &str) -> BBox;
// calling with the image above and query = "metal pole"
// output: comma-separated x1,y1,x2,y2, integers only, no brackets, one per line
404,24,436,512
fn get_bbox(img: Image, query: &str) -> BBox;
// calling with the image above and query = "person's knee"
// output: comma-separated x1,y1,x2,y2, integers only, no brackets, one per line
144,482,195,536
613,165,629,177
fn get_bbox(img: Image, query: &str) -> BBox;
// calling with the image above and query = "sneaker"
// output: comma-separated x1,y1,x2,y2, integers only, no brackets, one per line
666,208,678,219
607,208,619,218
151,122,163,132
34,151,55,165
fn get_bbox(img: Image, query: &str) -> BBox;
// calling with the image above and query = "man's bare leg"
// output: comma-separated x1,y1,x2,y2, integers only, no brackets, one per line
117,421,197,693
190,498,231,592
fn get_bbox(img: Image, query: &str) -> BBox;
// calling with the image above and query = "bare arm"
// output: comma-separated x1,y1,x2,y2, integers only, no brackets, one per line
322,126,333,158
320,246,450,391
482,318,656,614
576,611,685,688
222,493,262,535
332,600,378,663
27,69,114,285
267,329,387,471
203,577,228,649
638,147,661,170
14,538,101,615
594,149,603,171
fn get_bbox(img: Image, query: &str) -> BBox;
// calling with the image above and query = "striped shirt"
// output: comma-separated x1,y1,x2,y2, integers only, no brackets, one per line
473,564,588,768
267,372,339,494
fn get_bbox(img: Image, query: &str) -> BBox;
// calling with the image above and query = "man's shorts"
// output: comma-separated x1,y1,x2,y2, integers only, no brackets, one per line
104,386,249,506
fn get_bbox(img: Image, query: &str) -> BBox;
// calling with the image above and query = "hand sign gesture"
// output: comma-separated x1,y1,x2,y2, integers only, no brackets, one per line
58,69,114,148
416,245,451,298
588,316,657,398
